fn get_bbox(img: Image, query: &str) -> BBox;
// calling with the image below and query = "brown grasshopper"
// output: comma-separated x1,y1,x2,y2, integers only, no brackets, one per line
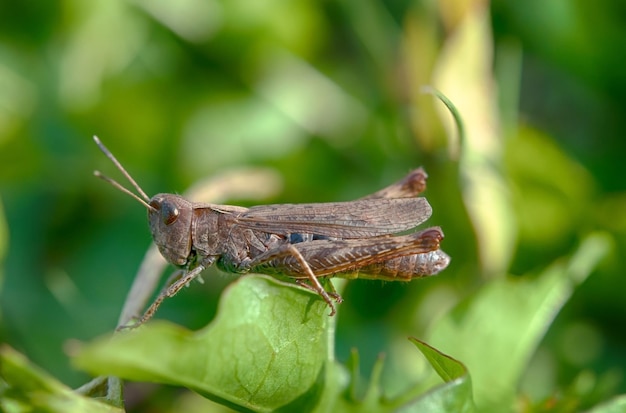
93,136,449,326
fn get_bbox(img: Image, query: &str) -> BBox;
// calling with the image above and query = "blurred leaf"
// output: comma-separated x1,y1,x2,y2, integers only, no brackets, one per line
75,275,332,412
0,345,122,413
434,3,515,277
428,232,610,412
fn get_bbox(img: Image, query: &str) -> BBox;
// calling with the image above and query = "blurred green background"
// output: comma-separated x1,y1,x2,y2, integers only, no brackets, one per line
1,0,625,411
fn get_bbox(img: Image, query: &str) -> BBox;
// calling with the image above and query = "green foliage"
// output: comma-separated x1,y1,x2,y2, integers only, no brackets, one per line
73,276,476,412
2,1,626,412
76,276,330,412
429,234,610,412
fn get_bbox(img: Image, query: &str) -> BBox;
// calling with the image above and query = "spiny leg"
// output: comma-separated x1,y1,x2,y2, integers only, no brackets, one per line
117,264,205,330
247,244,342,315
285,245,341,316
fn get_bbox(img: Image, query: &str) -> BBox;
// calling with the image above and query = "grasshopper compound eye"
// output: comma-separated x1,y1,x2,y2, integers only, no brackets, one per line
160,202,179,225
149,199,180,225
148,197,180,225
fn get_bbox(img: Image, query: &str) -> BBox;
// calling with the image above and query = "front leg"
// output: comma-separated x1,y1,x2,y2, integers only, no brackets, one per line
243,244,343,316
118,258,214,330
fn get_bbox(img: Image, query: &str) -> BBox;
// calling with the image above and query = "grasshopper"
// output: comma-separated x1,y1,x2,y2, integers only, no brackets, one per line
93,136,449,326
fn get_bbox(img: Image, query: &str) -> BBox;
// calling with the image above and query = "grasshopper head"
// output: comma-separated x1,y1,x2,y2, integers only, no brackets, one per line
92,137,195,268
148,194,194,267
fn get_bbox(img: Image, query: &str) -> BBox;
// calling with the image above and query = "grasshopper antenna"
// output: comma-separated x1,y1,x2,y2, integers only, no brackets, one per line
93,136,156,212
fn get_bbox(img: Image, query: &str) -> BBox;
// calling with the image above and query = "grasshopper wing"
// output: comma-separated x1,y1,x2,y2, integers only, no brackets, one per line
236,197,432,238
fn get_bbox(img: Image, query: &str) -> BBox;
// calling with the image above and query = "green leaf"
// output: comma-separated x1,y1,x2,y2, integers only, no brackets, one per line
428,232,611,412
420,86,466,148
0,346,122,413
328,340,473,413
396,338,474,413
74,275,333,412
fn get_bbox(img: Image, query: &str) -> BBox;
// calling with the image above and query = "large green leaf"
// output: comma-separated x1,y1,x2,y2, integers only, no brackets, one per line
74,275,332,412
